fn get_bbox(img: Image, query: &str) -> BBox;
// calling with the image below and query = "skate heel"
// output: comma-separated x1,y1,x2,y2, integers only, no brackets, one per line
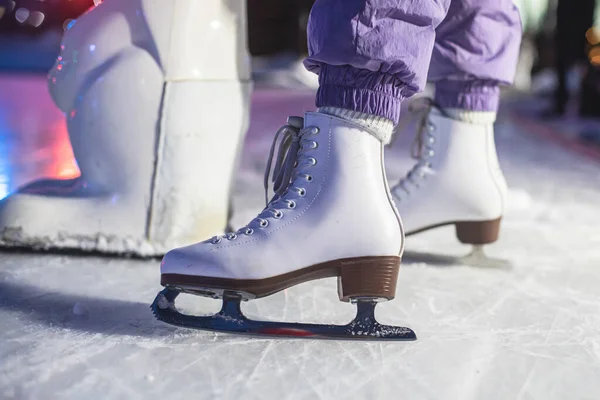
337,256,400,302
455,217,501,245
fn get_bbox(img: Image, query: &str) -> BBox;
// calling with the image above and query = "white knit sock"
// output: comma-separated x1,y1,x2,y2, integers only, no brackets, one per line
317,107,395,144
445,108,497,124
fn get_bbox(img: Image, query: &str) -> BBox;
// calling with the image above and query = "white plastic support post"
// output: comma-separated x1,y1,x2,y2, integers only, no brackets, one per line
0,0,251,256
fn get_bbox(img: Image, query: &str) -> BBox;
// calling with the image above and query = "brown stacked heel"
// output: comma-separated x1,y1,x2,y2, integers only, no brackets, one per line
337,256,400,302
455,217,502,245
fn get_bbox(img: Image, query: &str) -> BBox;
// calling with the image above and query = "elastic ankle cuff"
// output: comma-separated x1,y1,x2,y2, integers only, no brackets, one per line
316,65,407,125
434,80,500,112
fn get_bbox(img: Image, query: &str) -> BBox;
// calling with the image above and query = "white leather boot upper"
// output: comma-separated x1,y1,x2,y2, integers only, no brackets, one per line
391,109,508,234
161,112,403,280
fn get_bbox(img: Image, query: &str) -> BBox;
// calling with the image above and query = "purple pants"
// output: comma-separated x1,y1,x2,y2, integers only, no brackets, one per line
305,0,522,124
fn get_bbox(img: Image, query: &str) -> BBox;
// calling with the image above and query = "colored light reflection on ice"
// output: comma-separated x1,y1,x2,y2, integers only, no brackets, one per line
0,119,79,201
0,75,79,201
0,108,14,200
46,118,80,180
0,139,11,200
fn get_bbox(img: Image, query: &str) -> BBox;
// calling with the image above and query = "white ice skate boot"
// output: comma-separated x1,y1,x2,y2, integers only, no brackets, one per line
391,103,508,267
151,113,415,340
0,0,251,255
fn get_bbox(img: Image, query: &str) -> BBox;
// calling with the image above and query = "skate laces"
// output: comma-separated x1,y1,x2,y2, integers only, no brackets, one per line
391,98,442,200
210,117,319,244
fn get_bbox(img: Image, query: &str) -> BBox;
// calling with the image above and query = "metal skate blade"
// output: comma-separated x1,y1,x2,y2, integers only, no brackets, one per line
349,296,388,304
403,246,512,270
165,284,256,301
151,288,416,341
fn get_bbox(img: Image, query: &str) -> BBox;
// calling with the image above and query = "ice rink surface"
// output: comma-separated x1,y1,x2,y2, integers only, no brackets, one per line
1,76,600,400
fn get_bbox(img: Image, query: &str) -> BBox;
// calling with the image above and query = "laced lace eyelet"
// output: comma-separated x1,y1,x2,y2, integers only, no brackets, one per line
287,201,296,209
273,210,283,219
211,237,222,244
226,233,237,240
244,228,254,235
428,136,436,144
428,123,436,132
298,188,306,197
306,175,313,182
428,150,435,157
308,157,317,166
310,140,318,149
311,127,319,135
259,219,269,228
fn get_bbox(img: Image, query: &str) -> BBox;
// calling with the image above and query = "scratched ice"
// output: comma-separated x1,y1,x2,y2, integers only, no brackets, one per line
1,78,600,399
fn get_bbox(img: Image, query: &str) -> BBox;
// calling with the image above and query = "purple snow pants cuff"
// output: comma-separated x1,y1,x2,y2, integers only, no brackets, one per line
434,80,501,112
315,65,407,125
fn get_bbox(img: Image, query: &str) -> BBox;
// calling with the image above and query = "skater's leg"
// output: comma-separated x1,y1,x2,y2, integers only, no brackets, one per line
304,0,451,141
430,0,522,118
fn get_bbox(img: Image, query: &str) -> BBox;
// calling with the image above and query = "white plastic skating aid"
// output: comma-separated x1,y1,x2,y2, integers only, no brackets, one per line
152,113,415,340
0,0,251,256
391,101,509,268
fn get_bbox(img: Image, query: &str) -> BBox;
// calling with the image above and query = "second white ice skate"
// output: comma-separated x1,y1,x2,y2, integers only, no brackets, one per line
391,101,510,269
